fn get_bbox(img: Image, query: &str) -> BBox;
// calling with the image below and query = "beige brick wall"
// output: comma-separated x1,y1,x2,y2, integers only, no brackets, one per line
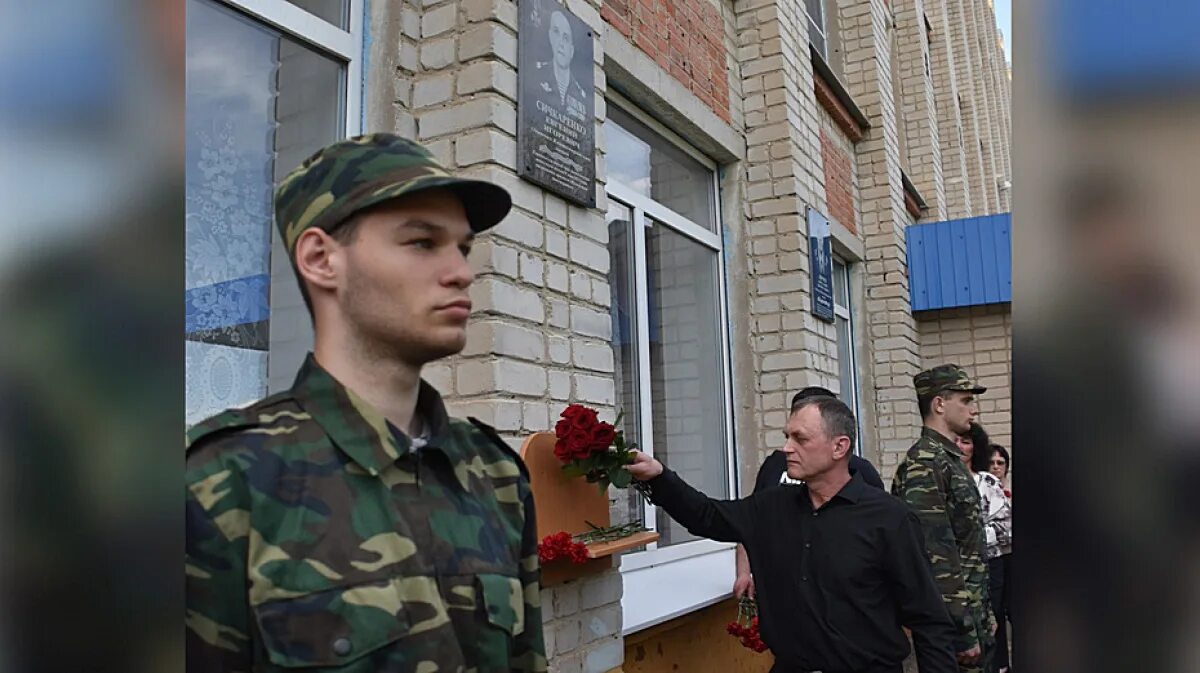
734,0,842,478
837,0,924,480
916,303,1012,448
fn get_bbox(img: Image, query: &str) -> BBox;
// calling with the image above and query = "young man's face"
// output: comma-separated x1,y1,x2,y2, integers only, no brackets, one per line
781,405,849,481
333,189,476,365
936,390,979,436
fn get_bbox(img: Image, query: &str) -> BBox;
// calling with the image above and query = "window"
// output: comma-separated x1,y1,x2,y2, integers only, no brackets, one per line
805,0,828,58
832,259,862,453
605,98,736,633
185,0,361,425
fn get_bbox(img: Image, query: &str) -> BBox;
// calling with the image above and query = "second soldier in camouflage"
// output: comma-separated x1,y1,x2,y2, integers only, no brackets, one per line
185,134,546,672
892,364,997,673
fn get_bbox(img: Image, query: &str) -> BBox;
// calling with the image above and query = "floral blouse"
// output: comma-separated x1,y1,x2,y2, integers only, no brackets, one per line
974,471,1012,558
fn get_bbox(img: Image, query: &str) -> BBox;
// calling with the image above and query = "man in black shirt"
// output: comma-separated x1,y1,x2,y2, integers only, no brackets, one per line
735,386,884,599
626,395,957,673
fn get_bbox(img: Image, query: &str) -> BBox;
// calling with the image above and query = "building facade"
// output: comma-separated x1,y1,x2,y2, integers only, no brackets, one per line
184,0,1011,670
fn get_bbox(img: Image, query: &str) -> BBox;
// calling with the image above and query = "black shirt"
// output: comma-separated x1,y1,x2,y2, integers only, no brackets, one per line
648,469,957,673
753,451,886,493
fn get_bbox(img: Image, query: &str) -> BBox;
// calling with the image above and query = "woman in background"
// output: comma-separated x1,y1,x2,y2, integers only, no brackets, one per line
958,424,1013,673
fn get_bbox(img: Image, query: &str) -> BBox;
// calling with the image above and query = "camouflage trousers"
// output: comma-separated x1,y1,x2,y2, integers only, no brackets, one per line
959,612,997,673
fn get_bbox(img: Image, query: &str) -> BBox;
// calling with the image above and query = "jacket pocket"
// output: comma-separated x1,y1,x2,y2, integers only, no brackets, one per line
254,576,447,668
477,573,525,637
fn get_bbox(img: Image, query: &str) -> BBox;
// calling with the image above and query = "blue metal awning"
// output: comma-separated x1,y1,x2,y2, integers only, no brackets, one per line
907,213,1011,311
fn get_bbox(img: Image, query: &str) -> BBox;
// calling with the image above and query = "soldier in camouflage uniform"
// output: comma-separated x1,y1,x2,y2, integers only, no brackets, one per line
892,365,997,673
185,134,546,672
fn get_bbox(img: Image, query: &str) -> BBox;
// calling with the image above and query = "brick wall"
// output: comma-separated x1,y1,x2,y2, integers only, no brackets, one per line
837,0,924,481
601,0,731,122
820,128,857,234
734,0,845,473
916,303,1012,448
390,0,626,669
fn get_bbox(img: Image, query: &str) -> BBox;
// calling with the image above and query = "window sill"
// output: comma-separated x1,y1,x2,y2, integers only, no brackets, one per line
619,541,736,634
811,45,871,142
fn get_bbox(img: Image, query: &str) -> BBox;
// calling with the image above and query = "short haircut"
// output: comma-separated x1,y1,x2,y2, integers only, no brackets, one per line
918,393,934,419
791,386,837,408
790,395,857,448
966,422,992,473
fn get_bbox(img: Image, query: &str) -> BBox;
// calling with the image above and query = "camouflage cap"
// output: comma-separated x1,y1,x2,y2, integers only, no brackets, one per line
914,363,987,398
274,133,512,256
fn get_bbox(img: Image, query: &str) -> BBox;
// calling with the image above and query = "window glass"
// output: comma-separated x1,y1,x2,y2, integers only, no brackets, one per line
185,0,343,424
646,222,729,545
285,0,350,29
606,106,717,232
605,103,728,548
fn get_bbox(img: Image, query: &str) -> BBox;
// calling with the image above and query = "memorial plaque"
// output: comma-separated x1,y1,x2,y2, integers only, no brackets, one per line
808,207,836,323
517,0,596,207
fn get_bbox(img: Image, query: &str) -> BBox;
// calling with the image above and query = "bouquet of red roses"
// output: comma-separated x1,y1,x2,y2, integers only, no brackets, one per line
725,595,768,653
537,531,590,565
553,404,638,492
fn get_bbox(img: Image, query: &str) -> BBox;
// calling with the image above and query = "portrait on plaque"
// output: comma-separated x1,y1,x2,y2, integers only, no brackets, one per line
807,207,836,323
517,0,596,207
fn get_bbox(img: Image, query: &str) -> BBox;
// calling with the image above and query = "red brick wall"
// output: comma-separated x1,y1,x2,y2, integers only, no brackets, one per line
601,0,731,122
820,130,856,233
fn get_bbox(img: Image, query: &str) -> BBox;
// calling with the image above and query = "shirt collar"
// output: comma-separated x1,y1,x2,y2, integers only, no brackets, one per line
922,426,964,459
833,470,867,503
290,354,452,476
796,470,866,507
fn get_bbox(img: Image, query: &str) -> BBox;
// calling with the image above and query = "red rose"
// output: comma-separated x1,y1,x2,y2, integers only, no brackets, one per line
591,422,616,449
554,418,572,438
554,439,572,462
561,404,599,431
566,429,594,459
560,404,595,423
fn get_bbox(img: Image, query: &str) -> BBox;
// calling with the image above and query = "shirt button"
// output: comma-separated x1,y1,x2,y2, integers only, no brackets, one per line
333,638,353,656
804,543,811,549
802,576,808,581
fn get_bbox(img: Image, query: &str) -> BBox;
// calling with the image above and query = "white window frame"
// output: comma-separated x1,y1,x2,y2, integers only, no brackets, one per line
217,0,363,136
832,258,863,455
603,98,739,636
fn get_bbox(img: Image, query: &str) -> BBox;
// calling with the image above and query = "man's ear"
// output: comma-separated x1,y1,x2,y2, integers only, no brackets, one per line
294,229,341,293
931,393,946,416
832,436,852,461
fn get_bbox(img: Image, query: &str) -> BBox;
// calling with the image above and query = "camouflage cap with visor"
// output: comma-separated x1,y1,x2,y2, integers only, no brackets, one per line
274,133,512,256
913,363,987,399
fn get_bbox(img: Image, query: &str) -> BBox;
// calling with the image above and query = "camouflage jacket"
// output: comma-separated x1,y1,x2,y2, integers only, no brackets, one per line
891,427,995,654
185,355,545,672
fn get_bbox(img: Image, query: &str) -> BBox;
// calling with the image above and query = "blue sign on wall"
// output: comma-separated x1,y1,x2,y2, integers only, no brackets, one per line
808,207,835,323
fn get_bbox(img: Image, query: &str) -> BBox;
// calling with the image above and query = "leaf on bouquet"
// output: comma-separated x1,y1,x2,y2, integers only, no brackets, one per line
561,464,587,478
609,468,632,488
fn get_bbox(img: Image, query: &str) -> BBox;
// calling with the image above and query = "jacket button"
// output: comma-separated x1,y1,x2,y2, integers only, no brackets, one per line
333,638,352,656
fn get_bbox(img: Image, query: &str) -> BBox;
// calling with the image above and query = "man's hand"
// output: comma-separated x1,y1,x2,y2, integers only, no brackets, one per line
956,644,981,665
625,451,663,481
733,573,755,599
